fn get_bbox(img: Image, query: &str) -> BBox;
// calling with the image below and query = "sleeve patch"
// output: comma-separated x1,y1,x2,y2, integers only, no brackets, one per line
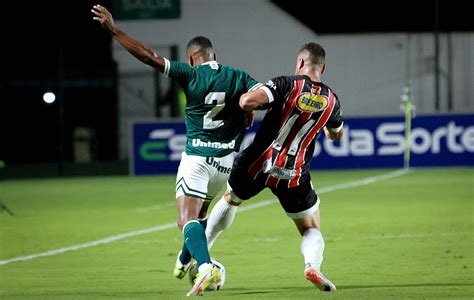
266,80,277,91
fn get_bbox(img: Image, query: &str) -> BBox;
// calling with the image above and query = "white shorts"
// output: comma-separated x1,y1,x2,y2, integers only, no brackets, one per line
176,152,235,201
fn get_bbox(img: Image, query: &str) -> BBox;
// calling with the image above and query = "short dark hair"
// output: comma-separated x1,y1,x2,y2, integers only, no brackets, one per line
186,36,214,53
299,43,325,66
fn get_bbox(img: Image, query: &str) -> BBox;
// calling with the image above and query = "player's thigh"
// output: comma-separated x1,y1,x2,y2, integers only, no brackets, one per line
176,152,212,200
271,176,320,222
228,157,265,200
293,208,321,235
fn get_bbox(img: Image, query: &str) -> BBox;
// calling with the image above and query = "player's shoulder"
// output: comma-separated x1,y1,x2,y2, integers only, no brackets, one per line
221,65,261,88
220,64,250,76
166,60,195,80
170,60,194,73
277,74,298,81
266,74,296,84
320,82,339,99
306,78,339,99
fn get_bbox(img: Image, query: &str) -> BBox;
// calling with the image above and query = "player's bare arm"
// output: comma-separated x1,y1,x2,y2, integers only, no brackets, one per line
324,126,344,141
91,4,165,72
239,89,269,111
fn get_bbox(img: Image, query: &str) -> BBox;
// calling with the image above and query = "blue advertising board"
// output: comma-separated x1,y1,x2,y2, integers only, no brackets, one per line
130,114,474,175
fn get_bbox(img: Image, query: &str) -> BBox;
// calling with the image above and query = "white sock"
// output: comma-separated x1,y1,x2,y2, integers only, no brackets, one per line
205,197,238,250
300,228,325,271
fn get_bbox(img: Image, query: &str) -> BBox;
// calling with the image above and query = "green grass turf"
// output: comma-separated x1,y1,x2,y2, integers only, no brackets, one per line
0,168,472,299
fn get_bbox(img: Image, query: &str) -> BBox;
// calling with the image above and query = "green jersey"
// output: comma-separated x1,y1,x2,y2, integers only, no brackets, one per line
165,59,261,157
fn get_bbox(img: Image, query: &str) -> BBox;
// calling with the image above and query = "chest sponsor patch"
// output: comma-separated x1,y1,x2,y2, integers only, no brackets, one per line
296,93,328,112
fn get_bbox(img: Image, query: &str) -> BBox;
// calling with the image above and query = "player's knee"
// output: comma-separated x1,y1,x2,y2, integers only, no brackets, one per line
228,198,243,206
224,183,246,206
177,219,186,231
177,217,196,231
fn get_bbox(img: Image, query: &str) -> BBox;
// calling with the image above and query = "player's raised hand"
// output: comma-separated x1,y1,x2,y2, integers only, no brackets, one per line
91,4,118,35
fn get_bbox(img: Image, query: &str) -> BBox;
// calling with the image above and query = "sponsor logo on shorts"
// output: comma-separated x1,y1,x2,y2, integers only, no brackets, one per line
263,160,296,179
206,157,231,174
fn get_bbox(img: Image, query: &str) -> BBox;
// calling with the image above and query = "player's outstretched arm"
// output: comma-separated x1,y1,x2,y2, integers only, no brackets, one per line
91,4,165,73
240,89,269,111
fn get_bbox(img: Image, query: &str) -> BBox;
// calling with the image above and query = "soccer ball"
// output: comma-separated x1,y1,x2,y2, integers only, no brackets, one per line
188,258,226,291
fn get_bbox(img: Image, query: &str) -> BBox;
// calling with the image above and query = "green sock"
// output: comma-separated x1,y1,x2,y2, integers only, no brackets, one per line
179,218,207,264
183,220,210,267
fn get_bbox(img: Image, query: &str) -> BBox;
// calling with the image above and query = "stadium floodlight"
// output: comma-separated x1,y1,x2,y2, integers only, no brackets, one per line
43,92,56,104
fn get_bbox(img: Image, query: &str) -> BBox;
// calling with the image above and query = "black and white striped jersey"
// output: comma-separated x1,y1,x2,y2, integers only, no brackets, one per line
242,75,343,188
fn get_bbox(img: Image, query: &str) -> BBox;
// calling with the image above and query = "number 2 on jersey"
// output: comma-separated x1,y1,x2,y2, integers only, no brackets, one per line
203,92,226,129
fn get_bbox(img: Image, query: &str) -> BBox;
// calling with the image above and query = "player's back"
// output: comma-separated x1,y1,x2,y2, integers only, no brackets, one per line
165,60,260,157
244,75,342,187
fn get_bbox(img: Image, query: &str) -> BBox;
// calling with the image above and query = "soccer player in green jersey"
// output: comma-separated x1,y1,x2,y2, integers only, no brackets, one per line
92,5,261,296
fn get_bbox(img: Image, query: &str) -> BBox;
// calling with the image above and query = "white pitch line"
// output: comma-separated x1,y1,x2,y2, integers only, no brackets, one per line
0,223,175,266
358,232,471,240
0,169,409,266
135,202,175,213
316,168,409,194
250,231,471,243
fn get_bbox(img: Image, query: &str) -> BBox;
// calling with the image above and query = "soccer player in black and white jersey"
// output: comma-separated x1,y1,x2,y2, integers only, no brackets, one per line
205,43,343,292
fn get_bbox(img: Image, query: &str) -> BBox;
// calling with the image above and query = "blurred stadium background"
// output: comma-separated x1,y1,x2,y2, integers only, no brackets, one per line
1,1,473,298
0,0,472,177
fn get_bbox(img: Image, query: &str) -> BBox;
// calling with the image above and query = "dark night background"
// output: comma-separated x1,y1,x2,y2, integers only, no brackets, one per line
0,0,472,167
1,1,115,164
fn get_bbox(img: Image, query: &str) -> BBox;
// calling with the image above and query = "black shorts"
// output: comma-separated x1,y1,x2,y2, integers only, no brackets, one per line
228,153,318,216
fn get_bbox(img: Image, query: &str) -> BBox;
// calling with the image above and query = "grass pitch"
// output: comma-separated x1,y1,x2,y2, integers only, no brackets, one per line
0,168,473,299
